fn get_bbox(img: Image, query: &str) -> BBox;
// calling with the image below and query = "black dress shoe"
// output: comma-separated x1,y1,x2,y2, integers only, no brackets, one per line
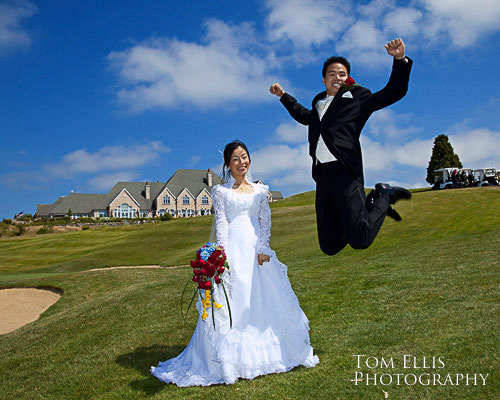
386,206,402,221
375,183,412,204
366,189,402,221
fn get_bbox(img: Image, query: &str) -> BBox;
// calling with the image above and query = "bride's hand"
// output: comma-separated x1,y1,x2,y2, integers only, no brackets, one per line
258,253,270,265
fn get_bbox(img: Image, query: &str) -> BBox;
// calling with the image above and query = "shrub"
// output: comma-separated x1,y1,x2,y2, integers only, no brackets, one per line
2,219,12,225
36,227,51,235
160,213,173,221
16,225,26,236
82,226,90,230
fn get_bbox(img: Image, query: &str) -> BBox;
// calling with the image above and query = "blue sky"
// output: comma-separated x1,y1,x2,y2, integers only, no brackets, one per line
1,0,500,219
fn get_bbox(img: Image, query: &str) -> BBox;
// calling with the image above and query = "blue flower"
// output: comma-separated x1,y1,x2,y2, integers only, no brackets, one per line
199,243,216,261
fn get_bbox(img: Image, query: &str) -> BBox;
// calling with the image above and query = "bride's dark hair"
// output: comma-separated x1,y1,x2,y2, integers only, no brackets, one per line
222,140,251,180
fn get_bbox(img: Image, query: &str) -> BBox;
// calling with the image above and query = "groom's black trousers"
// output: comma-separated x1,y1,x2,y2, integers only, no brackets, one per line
315,161,390,256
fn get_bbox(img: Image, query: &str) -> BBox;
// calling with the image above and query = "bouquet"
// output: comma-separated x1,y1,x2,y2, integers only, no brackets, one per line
181,242,232,329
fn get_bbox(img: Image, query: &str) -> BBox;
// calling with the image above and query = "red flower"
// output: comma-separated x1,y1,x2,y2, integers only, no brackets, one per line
198,280,211,290
192,275,200,282
216,259,225,268
214,276,221,284
344,76,356,86
217,267,225,274
193,269,202,276
205,265,216,277
212,250,222,258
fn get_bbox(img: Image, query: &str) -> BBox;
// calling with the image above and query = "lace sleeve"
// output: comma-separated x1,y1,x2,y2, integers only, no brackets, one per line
212,186,228,250
256,188,272,256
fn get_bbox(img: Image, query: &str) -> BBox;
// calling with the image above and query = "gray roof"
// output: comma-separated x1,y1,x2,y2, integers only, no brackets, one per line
36,204,55,217
105,181,166,210
269,191,283,200
50,193,108,214
166,169,223,197
36,196,66,217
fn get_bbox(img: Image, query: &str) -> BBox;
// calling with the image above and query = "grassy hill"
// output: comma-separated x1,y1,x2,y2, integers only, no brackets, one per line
0,187,499,399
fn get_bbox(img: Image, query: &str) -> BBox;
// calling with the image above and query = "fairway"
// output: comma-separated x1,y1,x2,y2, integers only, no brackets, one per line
0,187,499,399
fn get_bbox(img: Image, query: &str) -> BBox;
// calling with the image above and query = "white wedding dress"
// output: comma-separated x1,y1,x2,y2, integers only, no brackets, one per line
151,177,319,386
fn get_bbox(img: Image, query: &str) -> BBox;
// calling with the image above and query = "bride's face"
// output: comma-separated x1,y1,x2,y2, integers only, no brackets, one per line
229,146,250,179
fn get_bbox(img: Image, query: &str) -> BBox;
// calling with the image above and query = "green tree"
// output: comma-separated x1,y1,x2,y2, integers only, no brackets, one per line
68,208,73,219
426,134,463,185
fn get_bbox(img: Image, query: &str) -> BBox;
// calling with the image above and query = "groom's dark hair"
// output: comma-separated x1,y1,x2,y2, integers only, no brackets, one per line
322,56,351,77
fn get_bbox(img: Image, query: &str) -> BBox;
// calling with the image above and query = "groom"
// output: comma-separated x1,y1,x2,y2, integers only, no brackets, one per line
270,38,413,256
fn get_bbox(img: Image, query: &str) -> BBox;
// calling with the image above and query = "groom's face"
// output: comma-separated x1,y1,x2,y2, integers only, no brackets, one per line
322,63,348,96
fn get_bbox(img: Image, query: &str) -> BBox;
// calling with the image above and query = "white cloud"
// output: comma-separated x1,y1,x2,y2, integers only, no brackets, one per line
87,172,139,191
190,155,202,166
108,19,281,112
365,109,421,139
266,0,353,49
382,7,424,38
250,143,313,189
44,141,170,176
0,141,170,191
266,0,500,69
106,0,500,113
449,128,500,167
275,121,307,143
420,0,500,48
0,0,37,53
336,20,390,68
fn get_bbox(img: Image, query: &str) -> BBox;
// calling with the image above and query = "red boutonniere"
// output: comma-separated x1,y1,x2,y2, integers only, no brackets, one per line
342,76,358,90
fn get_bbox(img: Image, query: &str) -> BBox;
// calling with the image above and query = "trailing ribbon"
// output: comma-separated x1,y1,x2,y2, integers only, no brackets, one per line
201,289,222,321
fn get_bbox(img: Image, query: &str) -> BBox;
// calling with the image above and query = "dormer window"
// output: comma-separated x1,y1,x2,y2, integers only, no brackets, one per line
183,195,190,205
201,195,209,205
163,195,170,205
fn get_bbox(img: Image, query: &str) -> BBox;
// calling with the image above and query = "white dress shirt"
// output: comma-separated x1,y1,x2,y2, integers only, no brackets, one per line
314,95,337,163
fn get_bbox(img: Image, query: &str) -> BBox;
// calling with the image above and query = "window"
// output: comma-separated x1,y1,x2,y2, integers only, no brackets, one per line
140,211,149,218
169,209,176,216
182,195,190,205
114,203,136,218
201,195,209,205
98,210,107,217
163,195,170,205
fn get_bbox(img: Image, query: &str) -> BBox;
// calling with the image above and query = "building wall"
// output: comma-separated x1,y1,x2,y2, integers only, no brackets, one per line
176,188,196,217
195,189,213,216
156,188,175,216
108,190,141,217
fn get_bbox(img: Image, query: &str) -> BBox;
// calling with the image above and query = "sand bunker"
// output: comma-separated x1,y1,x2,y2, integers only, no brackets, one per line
0,288,61,335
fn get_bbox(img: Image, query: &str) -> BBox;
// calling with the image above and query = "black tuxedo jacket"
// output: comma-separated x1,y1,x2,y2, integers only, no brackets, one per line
280,57,413,183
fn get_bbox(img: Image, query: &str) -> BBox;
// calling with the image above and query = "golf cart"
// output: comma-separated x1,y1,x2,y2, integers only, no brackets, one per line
473,168,499,186
432,168,460,190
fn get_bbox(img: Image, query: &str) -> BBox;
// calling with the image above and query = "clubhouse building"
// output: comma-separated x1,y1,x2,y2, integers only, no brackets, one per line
36,169,283,219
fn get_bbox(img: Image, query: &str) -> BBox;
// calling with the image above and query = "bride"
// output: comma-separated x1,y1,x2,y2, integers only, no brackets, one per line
151,140,319,386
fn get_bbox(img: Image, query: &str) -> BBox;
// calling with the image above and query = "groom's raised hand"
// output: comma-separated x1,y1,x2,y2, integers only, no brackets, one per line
384,38,405,59
269,83,285,97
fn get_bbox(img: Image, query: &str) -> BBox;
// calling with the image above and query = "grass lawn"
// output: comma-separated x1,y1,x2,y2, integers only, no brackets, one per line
0,187,499,399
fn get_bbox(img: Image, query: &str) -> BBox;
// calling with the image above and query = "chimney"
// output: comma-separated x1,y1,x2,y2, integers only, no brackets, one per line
207,169,213,187
145,181,150,199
